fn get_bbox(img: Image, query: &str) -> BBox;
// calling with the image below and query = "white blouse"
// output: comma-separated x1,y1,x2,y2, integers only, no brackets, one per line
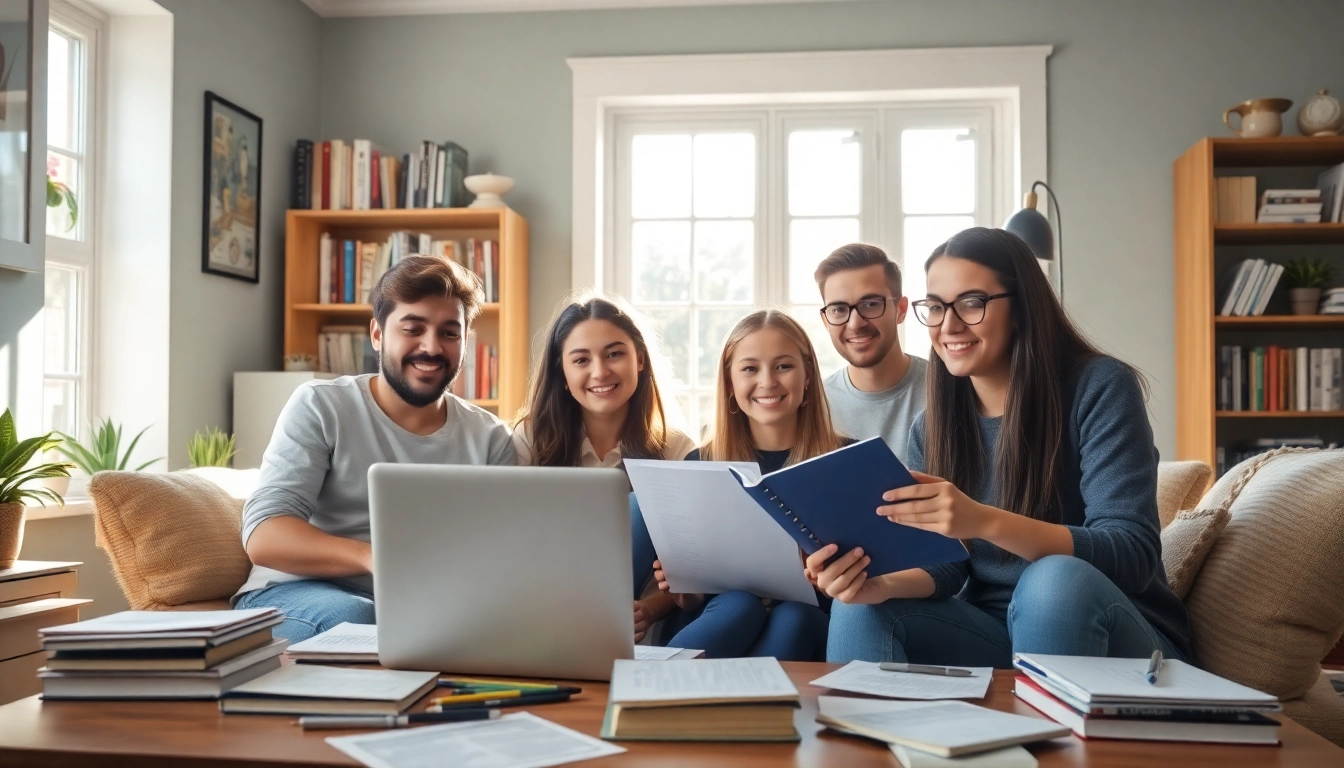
512,423,697,468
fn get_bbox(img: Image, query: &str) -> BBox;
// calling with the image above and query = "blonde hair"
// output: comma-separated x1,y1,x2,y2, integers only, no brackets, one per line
700,310,843,466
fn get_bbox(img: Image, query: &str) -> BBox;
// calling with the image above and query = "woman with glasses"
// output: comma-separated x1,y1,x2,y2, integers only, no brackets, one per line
808,227,1193,668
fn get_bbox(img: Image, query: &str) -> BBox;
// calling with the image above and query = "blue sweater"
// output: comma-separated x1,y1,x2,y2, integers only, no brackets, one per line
910,356,1193,660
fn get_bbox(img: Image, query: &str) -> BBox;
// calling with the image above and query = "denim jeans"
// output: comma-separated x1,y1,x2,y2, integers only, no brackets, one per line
827,555,1185,666
235,580,376,643
631,493,656,599
659,591,829,661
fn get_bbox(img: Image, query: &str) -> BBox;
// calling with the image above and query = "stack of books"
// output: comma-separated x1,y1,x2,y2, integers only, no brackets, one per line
1217,258,1282,317
601,658,801,742
1321,286,1344,314
1013,653,1281,745
291,139,469,210
37,608,287,700
316,232,500,308
1217,345,1344,412
1215,176,1256,223
1256,189,1323,223
318,325,375,377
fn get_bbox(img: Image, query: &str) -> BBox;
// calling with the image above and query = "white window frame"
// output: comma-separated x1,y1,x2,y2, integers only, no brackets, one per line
44,0,105,442
568,46,1051,293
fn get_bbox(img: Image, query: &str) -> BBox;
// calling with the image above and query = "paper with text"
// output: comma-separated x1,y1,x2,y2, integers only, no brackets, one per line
610,657,798,704
326,712,625,768
633,646,684,661
625,460,817,605
811,662,993,700
287,623,377,655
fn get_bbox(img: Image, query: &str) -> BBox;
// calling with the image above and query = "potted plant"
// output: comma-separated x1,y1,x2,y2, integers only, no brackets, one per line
1282,258,1337,315
0,409,74,568
188,427,236,468
56,419,161,479
46,157,78,232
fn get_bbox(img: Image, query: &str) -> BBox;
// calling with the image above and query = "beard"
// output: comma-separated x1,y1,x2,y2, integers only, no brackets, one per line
841,328,900,369
380,348,459,408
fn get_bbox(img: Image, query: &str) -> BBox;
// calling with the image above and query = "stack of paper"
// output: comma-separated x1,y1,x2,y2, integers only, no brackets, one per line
38,608,286,700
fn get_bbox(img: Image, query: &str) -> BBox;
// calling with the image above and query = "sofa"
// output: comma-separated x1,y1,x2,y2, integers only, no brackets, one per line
86,451,1344,745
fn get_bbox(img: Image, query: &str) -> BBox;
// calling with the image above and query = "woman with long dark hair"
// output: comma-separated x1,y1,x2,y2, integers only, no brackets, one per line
808,227,1192,667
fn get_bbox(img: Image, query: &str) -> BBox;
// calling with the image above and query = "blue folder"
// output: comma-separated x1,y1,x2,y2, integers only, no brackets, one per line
728,437,968,576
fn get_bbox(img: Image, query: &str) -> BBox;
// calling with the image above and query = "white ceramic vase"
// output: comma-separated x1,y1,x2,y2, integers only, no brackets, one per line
464,173,515,209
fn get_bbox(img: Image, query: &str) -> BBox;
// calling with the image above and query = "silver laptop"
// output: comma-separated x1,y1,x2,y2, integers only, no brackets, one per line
369,464,634,681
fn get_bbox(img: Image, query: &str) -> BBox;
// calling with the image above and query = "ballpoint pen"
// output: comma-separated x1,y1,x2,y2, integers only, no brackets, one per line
298,710,501,730
428,691,576,711
878,662,974,677
1146,649,1164,685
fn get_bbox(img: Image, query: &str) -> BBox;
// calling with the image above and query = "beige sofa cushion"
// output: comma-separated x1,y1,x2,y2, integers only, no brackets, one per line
1281,672,1344,748
1159,507,1230,599
89,470,257,610
1183,449,1344,700
1155,460,1214,529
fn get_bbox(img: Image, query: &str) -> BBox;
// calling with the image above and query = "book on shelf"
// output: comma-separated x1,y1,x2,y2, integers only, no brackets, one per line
1256,189,1323,223
1217,345,1342,412
1215,176,1256,224
1217,259,1282,317
451,332,499,401
319,325,376,376
1317,161,1344,223
290,138,470,211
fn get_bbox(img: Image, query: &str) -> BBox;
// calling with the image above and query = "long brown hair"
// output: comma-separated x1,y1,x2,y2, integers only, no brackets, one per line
514,296,670,467
700,310,844,466
923,227,1131,524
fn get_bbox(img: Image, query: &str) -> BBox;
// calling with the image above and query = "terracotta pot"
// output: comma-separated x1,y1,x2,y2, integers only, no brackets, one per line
1290,287,1322,316
0,502,25,569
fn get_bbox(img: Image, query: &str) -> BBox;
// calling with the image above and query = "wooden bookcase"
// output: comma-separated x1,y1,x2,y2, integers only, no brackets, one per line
1173,136,1344,471
284,208,530,420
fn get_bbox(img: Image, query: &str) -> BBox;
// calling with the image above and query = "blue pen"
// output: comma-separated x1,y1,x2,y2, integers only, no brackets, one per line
1146,650,1164,685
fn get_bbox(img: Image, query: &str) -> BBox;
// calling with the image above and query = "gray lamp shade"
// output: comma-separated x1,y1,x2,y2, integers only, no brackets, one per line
1003,206,1054,262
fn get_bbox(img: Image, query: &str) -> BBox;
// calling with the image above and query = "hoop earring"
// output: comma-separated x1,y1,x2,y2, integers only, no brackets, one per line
728,399,740,415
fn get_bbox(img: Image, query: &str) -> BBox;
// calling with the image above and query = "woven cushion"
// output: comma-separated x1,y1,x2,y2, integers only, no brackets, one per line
1281,673,1344,748
1155,460,1213,529
1159,507,1230,599
89,470,257,610
1183,449,1344,700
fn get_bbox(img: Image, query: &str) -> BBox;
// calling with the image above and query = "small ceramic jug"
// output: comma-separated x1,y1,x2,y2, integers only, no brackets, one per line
1223,98,1293,138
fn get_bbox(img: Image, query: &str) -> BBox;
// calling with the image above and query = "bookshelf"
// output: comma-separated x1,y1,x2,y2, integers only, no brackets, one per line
284,208,530,420
1174,136,1344,471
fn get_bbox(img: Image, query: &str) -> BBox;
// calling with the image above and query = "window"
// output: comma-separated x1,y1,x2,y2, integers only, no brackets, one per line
610,105,996,433
42,3,102,439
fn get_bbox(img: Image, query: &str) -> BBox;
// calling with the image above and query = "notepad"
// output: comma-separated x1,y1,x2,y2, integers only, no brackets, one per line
221,664,438,715
728,437,968,576
1012,653,1279,708
286,622,378,663
818,696,1068,758
812,661,994,700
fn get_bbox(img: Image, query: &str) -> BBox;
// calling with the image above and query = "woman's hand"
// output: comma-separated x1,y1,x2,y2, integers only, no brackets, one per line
653,559,705,612
877,470,1003,540
632,601,650,643
803,544,888,604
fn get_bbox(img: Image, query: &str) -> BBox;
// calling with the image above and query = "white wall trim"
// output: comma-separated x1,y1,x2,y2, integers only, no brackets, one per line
568,45,1051,292
301,0,857,18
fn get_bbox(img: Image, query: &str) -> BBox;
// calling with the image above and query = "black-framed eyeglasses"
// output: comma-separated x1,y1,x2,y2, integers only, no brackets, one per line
911,293,1014,327
820,297,899,326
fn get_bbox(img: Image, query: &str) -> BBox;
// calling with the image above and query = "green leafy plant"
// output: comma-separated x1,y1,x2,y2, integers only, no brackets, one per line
46,155,78,232
188,427,236,468
56,419,160,475
0,409,73,507
1281,258,1337,290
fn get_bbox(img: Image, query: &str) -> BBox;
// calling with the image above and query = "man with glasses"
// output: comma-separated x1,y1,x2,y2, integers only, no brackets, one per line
814,243,927,462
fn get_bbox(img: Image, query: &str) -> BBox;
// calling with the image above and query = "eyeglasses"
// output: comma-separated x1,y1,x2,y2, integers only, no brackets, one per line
820,297,899,326
910,293,1014,327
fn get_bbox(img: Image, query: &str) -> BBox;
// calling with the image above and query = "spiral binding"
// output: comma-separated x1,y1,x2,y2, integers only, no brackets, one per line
764,488,820,545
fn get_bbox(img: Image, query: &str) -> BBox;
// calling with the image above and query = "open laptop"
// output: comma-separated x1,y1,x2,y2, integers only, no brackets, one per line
368,464,633,681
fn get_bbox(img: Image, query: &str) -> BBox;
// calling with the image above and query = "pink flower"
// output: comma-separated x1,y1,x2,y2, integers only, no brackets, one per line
46,155,60,177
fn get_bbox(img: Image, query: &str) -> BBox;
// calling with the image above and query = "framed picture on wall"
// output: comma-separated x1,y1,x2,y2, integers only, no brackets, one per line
201,90,262,283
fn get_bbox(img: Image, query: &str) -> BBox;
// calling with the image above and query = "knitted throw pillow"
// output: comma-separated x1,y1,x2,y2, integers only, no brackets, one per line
1159,507,1230,599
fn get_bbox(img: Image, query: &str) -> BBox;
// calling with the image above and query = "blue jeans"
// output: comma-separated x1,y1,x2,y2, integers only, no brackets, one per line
235,580,376,643
660,591,829,661
827,556,1185,666
631,493,656,599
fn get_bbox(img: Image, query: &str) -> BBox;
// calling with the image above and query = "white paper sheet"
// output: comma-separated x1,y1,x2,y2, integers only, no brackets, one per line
625,459,817,605
811,661,993,700
633,646,683,660
1013,653,1277,705
287,623,378,657
326,712,626,768
610,657,798,704
228,664,437,702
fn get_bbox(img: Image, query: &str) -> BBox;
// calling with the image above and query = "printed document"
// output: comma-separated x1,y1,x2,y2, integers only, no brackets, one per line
610,657,798,704
625,460,817,605
287,623,378,660
326,712,625,768
812,661,993,700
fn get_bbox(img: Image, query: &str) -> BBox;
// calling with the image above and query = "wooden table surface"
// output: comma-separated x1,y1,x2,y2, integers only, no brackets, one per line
0,663,1339,767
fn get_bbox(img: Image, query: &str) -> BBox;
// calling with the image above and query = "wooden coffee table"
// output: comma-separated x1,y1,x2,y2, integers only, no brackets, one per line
0,664,1338,767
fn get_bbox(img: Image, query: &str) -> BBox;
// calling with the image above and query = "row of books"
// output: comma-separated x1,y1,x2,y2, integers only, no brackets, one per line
317,233,501,305
291,139,469,211
1217,258,1282,316
318,325,376,376
452,333,498,401
1217,437,1338,477
1217,345,1343,413
1215,167,1344,224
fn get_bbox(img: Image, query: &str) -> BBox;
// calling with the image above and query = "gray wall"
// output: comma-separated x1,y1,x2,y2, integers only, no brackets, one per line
157,0,321,469
317,0,1344,457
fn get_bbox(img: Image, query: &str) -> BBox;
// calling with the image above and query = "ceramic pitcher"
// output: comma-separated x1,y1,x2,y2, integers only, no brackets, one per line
1223,98,1293,138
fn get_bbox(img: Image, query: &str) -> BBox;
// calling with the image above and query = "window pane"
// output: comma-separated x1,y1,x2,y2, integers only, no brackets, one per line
693,133,754,219
43,264,80,374
695,393,715,442
694,220,753,303
697,307,747,388
902,129,975,214
632,221,690,302
43,378,79,437
788,217,860,303
45,151,81,239
644,307,691,390
788,305,846,382
631,134,691,219
47,29,74,151
788,130,861,217
903,215,974,360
